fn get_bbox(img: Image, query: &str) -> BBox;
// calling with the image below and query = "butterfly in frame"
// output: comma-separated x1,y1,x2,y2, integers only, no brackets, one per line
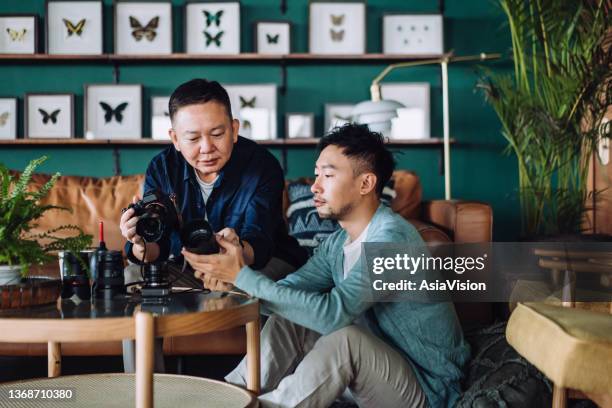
203,10,223,27
129,16,159,41
62,18,86,37
330,14,345,26
204,30,224,47
266,33,279,44
38,109,61,125
330,29,344,42
6,28,27,41
99,102,129,124
239,96,256,108
0,112,9,127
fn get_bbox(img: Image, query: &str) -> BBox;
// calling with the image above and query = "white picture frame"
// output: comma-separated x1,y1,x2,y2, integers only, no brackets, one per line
286,113,314,139
324,103,354,133
114,1,172,55
309,1,365,55
25,93,74,139
0,98,17,140
0,15,37,54
255,21,290,55
46,1,103,55
151,96,171,140
382,14,444,55
84,84,142,139
223,84,277,140
185,2,240,55
381,82,430,139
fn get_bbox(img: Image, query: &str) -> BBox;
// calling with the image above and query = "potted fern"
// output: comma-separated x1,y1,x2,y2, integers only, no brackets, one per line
479,0,611,238
0,156,92,294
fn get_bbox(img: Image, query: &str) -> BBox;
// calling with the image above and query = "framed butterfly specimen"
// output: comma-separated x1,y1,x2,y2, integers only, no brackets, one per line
308,1,365,54
0,15,38,54
84,84,142,139
25,93,74,139
286,113,314,139
224,84,278,140
382,14,444,55
254,21,291,55
185,2,240,54
115,1,172,55
151,96,171,140
0,98,17,140
46,1,103,55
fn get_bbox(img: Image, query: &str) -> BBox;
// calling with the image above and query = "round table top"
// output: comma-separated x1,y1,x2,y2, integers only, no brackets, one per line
0,373,257,408
0,290,256,320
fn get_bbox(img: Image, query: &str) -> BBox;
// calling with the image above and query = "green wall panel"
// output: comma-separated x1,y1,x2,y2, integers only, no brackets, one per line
0,0,519,240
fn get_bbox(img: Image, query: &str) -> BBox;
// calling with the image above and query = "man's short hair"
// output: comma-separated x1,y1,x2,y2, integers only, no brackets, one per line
318,123,396,196
169,79,232,121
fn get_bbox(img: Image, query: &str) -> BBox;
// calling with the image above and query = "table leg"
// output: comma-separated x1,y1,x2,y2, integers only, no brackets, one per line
552,384,567,408
123,338,165,374
245,316,260,395
122,339,135,373
47,342,61,377
136,312,154,408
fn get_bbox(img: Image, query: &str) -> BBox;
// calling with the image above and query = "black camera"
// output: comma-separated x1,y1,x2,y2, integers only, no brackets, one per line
127,190,181,243
181,219,220,255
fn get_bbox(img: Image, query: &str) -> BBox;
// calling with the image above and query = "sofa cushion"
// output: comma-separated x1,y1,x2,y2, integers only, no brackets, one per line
285,178,398,255
25,173,144,252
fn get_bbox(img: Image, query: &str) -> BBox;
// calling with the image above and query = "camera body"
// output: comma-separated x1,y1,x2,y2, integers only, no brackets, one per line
125,191,221,297
128,190,181,243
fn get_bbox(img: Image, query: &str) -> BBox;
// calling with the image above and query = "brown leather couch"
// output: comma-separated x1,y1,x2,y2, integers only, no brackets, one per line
0,170,493,357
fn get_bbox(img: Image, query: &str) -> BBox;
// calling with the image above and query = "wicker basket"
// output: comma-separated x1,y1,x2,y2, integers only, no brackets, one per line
0,277,61,309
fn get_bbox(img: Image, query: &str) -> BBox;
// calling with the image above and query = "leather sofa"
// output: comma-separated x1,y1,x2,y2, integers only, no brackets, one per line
0,170,493,357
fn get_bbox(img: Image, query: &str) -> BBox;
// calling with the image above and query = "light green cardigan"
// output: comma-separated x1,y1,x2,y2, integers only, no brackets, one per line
235,204,471,408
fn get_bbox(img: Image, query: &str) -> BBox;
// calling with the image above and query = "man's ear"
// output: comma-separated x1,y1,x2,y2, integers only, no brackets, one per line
360,173,378,196
231,118,240,143
169,128,180,152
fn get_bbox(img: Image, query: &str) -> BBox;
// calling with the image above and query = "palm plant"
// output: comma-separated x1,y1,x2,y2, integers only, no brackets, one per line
479,0,611,236
0,156,92,277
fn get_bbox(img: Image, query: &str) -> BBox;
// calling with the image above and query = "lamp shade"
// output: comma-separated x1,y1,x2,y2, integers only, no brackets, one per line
351,99,405,135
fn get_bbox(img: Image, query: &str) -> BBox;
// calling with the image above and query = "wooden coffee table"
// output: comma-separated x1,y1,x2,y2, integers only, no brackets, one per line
0,290,260,408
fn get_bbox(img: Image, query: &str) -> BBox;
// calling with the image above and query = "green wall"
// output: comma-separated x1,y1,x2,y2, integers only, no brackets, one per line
0,0,519,240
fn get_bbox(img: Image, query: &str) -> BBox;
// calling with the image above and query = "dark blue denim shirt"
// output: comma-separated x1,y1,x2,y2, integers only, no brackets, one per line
125,136,307,270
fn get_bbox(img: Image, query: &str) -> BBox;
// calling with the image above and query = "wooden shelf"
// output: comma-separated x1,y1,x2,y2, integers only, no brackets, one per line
0,138,454,147
0,53,450,64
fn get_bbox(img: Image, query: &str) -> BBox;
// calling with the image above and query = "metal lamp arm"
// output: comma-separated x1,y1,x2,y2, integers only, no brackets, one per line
369,53,501,101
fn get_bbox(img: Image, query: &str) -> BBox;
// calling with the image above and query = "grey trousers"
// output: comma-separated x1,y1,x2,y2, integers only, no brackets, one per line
226,315,428,408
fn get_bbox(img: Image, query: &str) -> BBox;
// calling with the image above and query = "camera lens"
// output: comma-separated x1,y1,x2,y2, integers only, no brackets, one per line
181,219,219,255
143,263,167,287
136,213,164,242
94,250,125,300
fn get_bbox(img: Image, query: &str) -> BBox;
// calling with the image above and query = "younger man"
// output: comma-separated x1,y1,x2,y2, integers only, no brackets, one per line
185,124,470,408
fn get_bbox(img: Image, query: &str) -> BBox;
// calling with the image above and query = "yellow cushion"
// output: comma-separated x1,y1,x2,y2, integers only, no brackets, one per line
506,302,612,394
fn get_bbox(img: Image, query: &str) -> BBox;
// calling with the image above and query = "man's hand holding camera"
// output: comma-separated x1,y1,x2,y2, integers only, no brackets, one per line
120,196,145,246
120,195,161,263
182,234,245,287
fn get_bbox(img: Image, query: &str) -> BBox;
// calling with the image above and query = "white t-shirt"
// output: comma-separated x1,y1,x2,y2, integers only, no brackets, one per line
343,223,370,279
194,173,218,220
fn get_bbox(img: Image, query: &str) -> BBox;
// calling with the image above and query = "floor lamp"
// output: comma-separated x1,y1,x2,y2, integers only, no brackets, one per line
352,52,501,200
